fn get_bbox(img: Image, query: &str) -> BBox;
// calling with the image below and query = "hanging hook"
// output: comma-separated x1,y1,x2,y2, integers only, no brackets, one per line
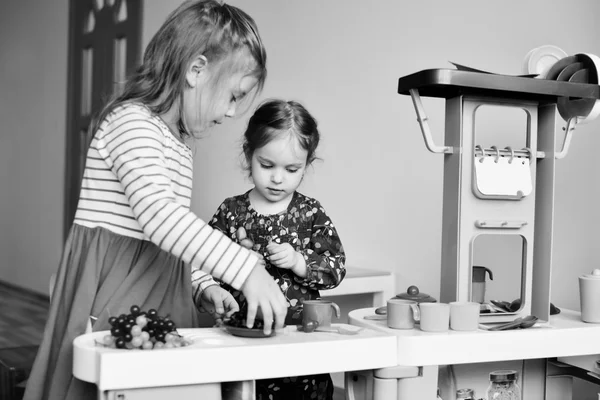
556,117,577,159
409,89,453,154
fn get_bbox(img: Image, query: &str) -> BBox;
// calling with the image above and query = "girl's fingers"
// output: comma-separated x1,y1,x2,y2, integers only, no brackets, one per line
272,290,287,329
213,300,225,315
268,252,284,262
266,243,281,253
259,302,274,335
267,248,283,257
225,307,238,318
245,302,258,330
224,295,240,316
240,238,254,249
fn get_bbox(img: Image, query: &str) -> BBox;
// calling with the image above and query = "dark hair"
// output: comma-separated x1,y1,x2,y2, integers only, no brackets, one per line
242,99,320,174
93,0,267,138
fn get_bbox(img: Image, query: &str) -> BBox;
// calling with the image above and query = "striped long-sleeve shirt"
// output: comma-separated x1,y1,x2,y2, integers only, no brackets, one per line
73,102,258,301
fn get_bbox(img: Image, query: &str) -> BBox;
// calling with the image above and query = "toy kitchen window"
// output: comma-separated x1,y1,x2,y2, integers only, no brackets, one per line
472,105,533,201
472,234,525,313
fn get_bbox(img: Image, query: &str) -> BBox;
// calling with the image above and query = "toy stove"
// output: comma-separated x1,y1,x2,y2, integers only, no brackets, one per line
397,68,600,323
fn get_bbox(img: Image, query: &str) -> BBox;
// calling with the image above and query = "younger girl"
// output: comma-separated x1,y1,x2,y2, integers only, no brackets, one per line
209,99,346,400
24,2,287,399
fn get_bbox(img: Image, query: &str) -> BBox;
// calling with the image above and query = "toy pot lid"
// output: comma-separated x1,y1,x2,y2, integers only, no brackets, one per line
581,268,600,280
395,285,437,303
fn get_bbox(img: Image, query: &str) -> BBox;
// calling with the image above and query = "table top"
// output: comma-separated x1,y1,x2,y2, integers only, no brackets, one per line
73,324,397,391
397,69,600,102
349,307,600,367
341,266,392,278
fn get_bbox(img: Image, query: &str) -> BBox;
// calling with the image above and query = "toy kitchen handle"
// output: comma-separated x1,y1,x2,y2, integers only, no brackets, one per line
410,303,421,322
409,89,454,155
331,302,341,319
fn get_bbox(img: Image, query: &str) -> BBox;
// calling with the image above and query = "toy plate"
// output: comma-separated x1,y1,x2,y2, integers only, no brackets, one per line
526,45,568,78
224,324,276,338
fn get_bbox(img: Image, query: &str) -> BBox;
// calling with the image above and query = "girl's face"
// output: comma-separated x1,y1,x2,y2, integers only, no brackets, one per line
251,133,307,207
184,54,259,135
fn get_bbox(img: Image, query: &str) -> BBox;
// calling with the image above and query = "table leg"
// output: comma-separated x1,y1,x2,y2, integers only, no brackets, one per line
522,359,547,400
373,292,385,308
345,370,374,400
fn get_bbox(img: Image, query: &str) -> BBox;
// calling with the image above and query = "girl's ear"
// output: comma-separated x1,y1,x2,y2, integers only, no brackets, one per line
186,55,208,88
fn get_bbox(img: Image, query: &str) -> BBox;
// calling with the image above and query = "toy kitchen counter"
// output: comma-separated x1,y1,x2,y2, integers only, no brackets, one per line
73,324,397,399
347,307,600,400
380,63,600,400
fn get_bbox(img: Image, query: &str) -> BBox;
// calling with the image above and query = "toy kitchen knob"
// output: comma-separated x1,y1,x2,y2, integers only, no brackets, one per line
395,285,437,303
579,268,600,323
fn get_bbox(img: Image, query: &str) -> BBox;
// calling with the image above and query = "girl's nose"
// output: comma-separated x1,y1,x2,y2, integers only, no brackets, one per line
271,170,282,184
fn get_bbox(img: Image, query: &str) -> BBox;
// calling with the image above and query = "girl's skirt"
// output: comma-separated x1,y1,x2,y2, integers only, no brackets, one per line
23,224,200,400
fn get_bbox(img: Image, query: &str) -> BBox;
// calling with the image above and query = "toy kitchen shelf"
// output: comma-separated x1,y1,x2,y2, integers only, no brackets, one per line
399,68,600,324
348,307,600,400
397,68,600,101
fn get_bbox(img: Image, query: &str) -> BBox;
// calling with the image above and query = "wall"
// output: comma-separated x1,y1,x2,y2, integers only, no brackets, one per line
1,1,600,314
143,0,600,312
0,0,68,293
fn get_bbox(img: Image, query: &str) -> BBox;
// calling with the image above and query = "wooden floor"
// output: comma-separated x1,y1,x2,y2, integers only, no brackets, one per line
0,281,49,399
0,282,49,349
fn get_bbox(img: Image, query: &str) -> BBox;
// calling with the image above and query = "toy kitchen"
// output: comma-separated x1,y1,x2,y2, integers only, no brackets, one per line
72,46,600,400
348,46,600,400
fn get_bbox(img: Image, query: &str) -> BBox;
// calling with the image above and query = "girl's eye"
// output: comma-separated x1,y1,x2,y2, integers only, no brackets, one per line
287,169,299,173
260,163,272,169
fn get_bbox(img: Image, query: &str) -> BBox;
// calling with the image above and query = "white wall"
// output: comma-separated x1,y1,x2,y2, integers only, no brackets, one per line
0,0,68,293
143,0,600,312
2,0,600,316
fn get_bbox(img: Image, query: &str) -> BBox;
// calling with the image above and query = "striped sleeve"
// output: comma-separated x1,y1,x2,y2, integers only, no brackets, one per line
95,112,258,291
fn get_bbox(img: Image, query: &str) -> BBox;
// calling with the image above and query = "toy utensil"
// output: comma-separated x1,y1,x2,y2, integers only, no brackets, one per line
490,300,512,312
487,315,539,331
314,326,363,335
374,306,387,315
296,325,363,335
363,314,386,321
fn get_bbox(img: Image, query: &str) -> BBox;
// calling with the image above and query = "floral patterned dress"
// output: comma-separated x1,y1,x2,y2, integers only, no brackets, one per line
209,190,346,400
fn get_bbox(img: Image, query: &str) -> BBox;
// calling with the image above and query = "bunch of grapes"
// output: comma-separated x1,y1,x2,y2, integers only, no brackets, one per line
100,305,192,350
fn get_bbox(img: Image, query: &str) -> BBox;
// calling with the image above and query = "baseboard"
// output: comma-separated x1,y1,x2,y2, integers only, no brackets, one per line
0,280,50,304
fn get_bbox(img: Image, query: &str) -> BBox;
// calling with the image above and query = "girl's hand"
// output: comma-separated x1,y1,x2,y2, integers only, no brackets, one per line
237,227,255,249
241,264,287,335
198,285,240,326
266,243,307,277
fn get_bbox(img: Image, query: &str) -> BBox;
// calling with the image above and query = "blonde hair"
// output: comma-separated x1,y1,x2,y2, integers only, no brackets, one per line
94,0,267,138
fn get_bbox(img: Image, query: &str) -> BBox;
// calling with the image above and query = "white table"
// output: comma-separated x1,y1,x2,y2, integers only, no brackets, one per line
322,266,395,307
73,324,398,399
348,307,600,400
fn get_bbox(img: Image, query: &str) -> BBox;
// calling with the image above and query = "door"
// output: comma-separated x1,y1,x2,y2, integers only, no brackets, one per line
64,0,142,238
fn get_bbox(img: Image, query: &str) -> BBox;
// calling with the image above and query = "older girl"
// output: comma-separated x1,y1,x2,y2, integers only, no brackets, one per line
24,2,287,399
